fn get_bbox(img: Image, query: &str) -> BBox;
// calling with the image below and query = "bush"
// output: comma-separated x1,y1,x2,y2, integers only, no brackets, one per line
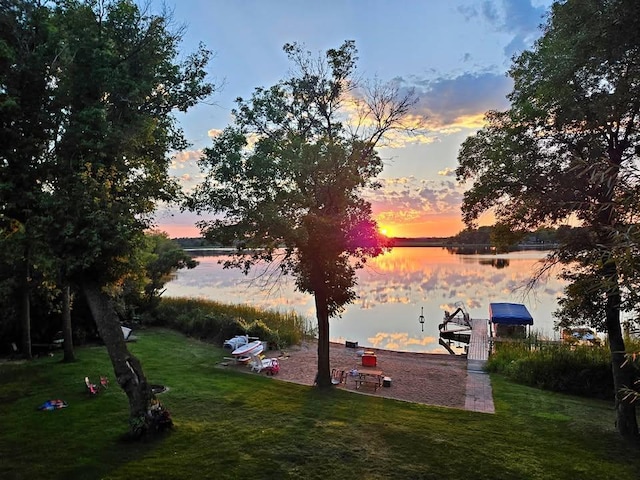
486,340,614,400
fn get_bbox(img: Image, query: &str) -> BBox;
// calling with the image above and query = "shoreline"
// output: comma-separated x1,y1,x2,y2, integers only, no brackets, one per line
221,340,469,409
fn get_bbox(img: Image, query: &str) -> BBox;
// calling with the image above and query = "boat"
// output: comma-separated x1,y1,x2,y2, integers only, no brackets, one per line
490,302,533,338
231,340,264,359
562,327,601,345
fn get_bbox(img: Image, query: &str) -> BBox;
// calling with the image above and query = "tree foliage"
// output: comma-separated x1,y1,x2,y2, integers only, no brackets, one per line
0,0,61,358
119,231,198,318
456,0,640,439
190,41,416,387
49,0,211,285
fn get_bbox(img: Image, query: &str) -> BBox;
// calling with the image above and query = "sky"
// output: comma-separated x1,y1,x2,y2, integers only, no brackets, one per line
152,0,555,239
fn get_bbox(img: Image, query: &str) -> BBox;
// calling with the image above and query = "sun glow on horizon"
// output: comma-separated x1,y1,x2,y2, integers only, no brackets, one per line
378,226,392,237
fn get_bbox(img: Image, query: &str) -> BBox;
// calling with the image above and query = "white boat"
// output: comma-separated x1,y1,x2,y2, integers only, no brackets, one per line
232,340,264,358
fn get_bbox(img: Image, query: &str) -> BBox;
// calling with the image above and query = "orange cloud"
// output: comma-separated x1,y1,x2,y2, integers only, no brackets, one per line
364,176,469,237
171,150,200,169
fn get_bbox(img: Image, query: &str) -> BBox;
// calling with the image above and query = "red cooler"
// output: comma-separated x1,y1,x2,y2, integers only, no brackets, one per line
362,354,377,367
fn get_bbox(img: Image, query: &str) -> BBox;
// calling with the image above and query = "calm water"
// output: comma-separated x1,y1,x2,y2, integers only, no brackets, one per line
164,247,566,354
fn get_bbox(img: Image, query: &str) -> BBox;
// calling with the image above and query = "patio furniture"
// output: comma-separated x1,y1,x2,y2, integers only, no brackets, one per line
353,368,384,391
249,354,278,374
331,369,346,385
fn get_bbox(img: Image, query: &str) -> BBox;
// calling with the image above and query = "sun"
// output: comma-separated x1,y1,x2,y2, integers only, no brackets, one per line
379,226,391,237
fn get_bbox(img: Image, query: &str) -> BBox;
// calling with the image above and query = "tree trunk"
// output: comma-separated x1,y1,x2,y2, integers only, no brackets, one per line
598,148,638,440
82,279,155,437
61,284,75,362
314,290,332,388
19,256,32,360
19,284,32,360
603,265,638,440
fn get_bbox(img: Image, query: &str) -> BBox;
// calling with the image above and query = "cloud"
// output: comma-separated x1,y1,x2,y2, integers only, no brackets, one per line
169,149,205,194
407,72,512,128
459,0,548,58
367,332,437,351
339,70,512,150
171,150,200,169
365,176,466,230
438,167,456,177
207,128,223,138
327,2,549,150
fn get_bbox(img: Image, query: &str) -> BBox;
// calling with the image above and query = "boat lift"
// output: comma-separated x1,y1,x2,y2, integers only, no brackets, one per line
438,302,473,355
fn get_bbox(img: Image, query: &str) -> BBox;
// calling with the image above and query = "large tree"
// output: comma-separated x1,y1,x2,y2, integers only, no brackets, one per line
1,0,214,436
52,0,213,435
190,41,415,387
456,0,640,439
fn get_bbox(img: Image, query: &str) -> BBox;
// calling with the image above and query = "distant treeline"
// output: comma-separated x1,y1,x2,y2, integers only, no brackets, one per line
172,237,222,249
173,225,575,250
448,225,572,248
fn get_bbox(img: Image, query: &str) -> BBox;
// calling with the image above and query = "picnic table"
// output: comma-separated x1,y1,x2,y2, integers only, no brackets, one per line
353,368,384,391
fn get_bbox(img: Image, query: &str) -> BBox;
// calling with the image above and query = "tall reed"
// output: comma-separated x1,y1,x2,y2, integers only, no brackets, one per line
146,296,315,348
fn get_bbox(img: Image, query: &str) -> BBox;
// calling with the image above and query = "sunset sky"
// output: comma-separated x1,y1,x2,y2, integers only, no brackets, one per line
153,0,554,239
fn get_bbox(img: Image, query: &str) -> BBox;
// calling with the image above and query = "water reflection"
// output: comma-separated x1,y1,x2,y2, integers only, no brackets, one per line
164,247,565,353
478,258,509,269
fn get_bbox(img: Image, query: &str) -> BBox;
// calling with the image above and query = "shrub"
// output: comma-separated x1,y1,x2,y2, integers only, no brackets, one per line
487,340,614,400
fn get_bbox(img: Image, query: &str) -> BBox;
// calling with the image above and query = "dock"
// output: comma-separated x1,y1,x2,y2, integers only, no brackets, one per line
438,302,542,413
465,317,494,413
467,318,489,363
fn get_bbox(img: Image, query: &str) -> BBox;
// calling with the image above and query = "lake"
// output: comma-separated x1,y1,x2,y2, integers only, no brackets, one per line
164,247,566,354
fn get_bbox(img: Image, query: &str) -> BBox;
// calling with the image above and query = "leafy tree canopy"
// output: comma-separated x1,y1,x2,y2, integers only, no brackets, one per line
49,0,214,285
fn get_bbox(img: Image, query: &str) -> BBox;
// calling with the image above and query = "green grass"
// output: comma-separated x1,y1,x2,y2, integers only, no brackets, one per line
1,329,639,480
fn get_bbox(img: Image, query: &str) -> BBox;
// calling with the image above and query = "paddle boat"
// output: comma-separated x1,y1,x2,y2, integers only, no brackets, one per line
231,340,264,362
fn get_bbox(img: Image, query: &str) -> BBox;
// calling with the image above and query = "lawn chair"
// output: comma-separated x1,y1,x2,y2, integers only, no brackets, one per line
249,354,278,374
331,369,346,385
85,376,99,395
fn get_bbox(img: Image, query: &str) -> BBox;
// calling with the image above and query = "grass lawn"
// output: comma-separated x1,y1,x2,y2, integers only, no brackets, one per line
1,328,638,480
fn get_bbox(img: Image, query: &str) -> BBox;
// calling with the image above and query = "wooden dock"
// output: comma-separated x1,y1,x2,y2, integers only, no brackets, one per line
468,318,489,362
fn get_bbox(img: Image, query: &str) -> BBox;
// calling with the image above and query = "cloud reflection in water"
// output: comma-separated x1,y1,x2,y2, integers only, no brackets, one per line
165,247,565,353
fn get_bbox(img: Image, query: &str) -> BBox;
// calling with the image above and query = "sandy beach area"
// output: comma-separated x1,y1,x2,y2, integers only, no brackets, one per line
220,341,468,409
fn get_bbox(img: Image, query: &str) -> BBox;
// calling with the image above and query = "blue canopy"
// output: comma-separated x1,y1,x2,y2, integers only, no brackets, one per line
489,303,533,325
